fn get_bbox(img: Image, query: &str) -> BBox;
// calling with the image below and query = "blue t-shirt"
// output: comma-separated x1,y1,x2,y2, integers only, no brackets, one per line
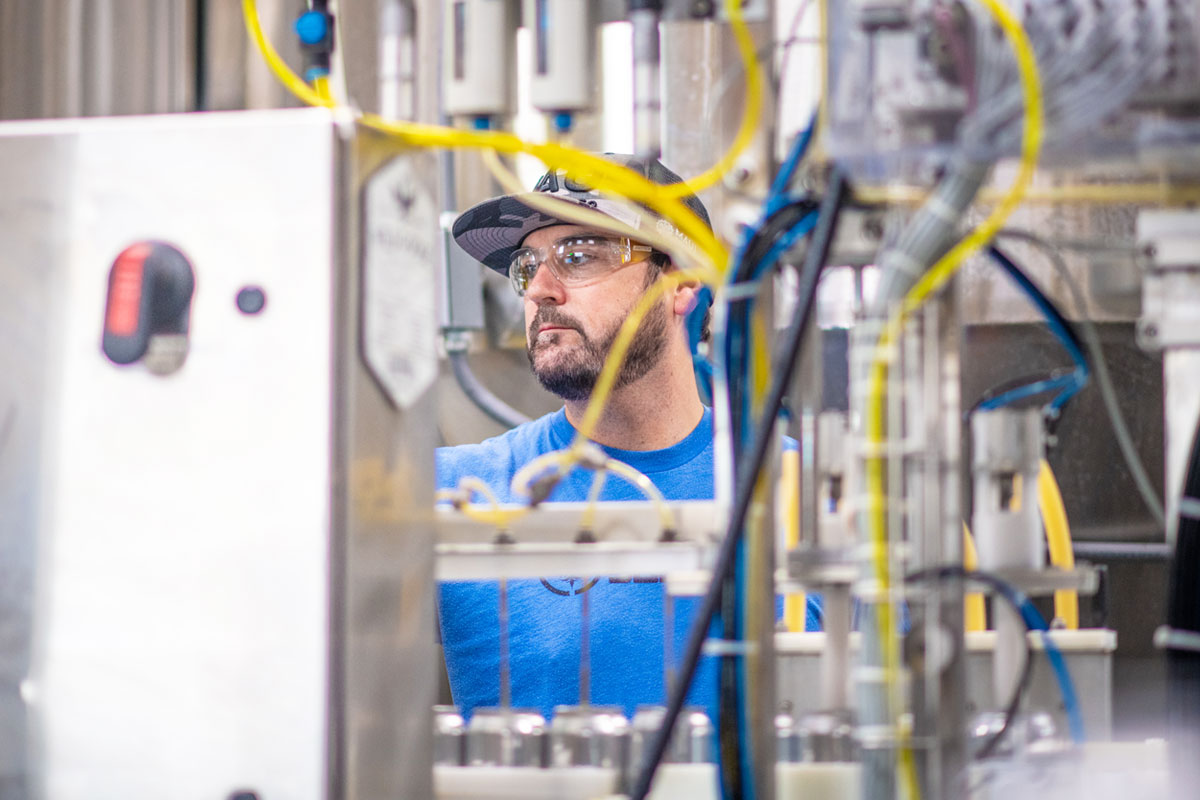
436,407,819,720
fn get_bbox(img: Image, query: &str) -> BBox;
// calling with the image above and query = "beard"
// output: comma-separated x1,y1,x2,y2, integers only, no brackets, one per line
526,298,669,403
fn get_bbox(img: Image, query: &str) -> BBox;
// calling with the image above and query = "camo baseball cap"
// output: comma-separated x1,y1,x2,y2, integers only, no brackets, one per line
451,154,711,275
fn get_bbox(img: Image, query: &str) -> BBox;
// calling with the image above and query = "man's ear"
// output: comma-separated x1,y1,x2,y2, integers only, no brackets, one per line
672,277,701,319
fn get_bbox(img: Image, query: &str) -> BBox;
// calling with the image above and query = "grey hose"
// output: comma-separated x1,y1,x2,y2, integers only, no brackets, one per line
447,349,531,429
997,228,1167,529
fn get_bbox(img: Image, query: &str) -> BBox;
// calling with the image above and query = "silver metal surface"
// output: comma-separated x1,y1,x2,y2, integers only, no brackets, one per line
971,408,1046,571
629,705,715,768
0,0,195,120
548,705,630,769
905,292,967,799
0,108,437,799
434,706,468,766
466,707,548,767
1137,211,1200,547
777,629,1117,743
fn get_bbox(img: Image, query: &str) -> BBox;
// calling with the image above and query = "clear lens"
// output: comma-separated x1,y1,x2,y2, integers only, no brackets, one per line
508,235,643,296
508,249,537,296
552,236,629,280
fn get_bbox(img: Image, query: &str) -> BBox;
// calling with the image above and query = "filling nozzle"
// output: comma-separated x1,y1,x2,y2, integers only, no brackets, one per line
629,1,663,160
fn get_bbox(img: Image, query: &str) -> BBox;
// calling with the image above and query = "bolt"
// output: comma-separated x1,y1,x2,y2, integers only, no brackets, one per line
692,0,714,16
1142,322,1159,339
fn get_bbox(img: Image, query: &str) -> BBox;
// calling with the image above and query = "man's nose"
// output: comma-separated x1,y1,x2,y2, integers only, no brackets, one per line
522,261,566,305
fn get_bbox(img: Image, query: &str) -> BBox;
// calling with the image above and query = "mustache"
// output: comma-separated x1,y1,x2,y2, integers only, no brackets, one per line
528,306,585,342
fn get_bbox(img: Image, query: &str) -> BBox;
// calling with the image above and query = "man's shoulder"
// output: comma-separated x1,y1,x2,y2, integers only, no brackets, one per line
435,408,567,493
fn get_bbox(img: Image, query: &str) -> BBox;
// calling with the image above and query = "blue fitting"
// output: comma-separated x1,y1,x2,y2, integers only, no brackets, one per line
295,11,329,45
304,67,330,83
552,111,574,133
472,116,493,130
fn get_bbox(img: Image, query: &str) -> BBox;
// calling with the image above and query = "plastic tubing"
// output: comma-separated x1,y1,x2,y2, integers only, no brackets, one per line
452,476,527,529
862,0,1043,795
579,469,609,533
1039,458,1079,629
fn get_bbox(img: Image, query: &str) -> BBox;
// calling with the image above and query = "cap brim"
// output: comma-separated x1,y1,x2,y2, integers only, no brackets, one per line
451,192,645,276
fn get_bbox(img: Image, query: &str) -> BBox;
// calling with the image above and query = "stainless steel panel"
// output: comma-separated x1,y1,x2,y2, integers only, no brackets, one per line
0,124,76,799
0,108,436,799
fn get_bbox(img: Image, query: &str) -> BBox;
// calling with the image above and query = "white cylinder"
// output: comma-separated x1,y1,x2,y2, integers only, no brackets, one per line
523,0,595,113
442,0,518,117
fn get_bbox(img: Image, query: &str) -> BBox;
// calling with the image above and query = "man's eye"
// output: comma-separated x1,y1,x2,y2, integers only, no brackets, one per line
560,249,595,267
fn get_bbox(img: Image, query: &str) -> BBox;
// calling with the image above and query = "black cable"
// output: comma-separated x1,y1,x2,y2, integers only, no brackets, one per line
1166,416,1200,795
718,569,740,798
628,168,849,800
725,199,820,458
987,245,1086,358
446,349,531,429
719,197,820,798
903,566,1036,760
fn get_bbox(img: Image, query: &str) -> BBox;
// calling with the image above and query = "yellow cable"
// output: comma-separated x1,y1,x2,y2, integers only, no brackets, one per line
510,449,578,500
1039,458,1079,629
241,0,729,273
655,0,764,199
962,522,987,633
479,148,718,285
242,0,333,108
781,447,806,632
572,272,682,447
313,74,334,104
580,469,609,533
478,147,718,482
240,0,739,503
864,1,1043,796
452,476,527,529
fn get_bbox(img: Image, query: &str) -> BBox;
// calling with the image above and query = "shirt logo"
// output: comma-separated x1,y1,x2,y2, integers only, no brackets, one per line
539,576,662,596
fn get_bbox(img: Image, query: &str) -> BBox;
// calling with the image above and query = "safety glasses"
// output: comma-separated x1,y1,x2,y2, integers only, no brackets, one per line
509,235,653,296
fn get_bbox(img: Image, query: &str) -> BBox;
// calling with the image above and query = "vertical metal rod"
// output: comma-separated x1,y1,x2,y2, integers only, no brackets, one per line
663,590,676,699
499,576,511,709
821,585,852,709
580,580,591,707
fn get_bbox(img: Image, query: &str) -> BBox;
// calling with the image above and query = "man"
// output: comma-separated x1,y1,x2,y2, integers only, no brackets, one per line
437,155,720,720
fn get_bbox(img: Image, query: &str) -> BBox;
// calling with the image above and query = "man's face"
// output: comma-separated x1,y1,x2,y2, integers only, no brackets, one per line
521,224,669,403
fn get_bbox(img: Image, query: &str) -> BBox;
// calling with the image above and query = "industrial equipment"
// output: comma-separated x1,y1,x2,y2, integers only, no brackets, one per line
1,0,1197,798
